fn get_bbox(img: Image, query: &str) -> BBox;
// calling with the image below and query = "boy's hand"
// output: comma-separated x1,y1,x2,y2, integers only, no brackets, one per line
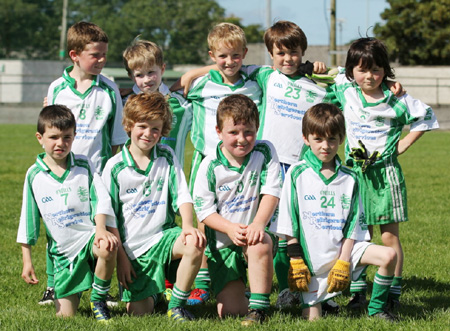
288,258,310,292
180,225,206,248
313,61,327,74
43,96,48,108
327,259,350,293
94,228,119,251
349,140,380,172
21,263,39,285
117,249,136,290
245,222,265,246
387,80,406,97
227,223,248,247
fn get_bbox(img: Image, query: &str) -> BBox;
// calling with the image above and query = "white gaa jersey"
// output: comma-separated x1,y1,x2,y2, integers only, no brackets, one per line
123,83,193,168
270,149,369,276
193,140,282,250
17,153,116,272
187,69,261,157
243,66,336,165
47,66,128,173
101,141,192,260
332,71,439,163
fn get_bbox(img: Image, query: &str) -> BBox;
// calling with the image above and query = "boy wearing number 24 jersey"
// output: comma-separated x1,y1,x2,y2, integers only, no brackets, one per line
270,103,399,322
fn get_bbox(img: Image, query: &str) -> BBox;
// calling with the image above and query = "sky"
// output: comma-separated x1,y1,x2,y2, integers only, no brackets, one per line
216,0,389,45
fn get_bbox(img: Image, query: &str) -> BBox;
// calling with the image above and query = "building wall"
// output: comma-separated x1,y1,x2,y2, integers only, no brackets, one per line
1,57,450,105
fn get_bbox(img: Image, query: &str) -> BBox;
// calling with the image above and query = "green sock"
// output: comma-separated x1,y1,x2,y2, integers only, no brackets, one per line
249,293,270,311
90,275,111,302
194,268,210,291
350,272,367,294
389,276,402,301
168,284,190,309
274,239,289,292
46,250,55,288
368,272,393,316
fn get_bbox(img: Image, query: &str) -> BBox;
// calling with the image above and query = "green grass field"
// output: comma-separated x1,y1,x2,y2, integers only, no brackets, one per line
0,124,449,330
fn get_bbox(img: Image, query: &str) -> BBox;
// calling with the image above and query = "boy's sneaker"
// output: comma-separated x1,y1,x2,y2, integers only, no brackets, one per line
322,299,340,315
106,294,118,307
163,288,173,303
38,287,54,305
372,310,399,322
275,288,299,309
347,292,368,309
167,307,195,322
187,288,210,305
386,297,401,312
90,301,112,322
241,309,266,326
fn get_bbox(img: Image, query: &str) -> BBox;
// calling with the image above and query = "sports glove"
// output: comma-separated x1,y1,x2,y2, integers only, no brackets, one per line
288,258,311,292
327,259,351,293
307,67,339,88
348,140,380,172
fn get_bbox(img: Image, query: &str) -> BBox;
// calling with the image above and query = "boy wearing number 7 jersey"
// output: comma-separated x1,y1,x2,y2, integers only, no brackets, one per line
270,103,398,322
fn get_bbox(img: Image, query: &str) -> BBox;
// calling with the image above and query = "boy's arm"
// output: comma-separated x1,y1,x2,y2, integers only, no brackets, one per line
285,235,311,292
327,238,354,293
21,244,39,285
108,227,136,290
397,131,424,155
93,213,119,251
170,65,217,95
246,194,279,245
178,202,205,248
203,213,248,247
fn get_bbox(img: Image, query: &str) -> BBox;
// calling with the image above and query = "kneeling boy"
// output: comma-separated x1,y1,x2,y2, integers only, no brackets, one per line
101,93,205,320
192,94,282,326
18,105,119,321
270,103,398,321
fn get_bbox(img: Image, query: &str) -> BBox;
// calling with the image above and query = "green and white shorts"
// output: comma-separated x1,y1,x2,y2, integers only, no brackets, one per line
354,155,408,225
299,241,372,307
121,227,181,302
206,231,276,296
54,234,96,299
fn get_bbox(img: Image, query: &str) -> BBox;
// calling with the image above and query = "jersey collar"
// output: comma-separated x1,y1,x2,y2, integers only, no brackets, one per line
303,148,342,184
63,66,100,98
355,81,392,108
216,141,251,173
209,69,248,90
121,139,156,175
35,152,74,182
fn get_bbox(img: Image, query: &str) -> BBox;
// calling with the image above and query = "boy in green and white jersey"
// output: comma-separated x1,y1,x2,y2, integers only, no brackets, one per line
193,95,281,326
122,39,192,168
185,23,261,181
46,22,128,174
101,93,205,320
17,105,118,321
331,38,439,310
270,103,398,321
43,21,126,307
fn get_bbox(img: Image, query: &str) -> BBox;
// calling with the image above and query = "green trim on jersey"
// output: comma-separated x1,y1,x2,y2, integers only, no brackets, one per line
24,166,42,245
61,66,99,99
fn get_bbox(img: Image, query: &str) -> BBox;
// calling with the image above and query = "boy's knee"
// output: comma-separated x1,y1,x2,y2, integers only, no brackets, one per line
384,247,397,267
247,239,272,258
183,236,205,259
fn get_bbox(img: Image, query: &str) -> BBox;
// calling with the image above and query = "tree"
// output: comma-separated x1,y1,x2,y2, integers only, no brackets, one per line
69,0,225,65
224,16,265,43
374,0,450,65
0,0,61,59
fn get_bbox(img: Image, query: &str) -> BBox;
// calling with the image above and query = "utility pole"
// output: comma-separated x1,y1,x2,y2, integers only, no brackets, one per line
59,0,68,60
265,0,271,65
330,0,337,66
